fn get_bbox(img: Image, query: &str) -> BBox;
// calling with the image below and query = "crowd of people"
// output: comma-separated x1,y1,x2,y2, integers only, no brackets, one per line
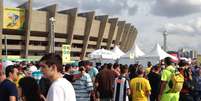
0,53,201,101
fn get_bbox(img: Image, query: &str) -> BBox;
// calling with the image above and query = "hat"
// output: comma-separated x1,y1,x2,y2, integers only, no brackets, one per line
28,65,38,73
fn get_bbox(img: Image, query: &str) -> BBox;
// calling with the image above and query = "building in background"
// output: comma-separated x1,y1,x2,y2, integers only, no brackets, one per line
0,0,138,60
178,48,198,59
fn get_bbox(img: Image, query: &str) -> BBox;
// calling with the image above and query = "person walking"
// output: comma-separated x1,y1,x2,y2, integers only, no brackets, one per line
39,53,76,101
130,67,151,101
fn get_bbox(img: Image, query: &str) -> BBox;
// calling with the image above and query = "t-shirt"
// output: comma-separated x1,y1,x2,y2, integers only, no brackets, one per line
161,65,175,93
72,73,93,101
47,78,76,101
148,71,161,95
130,77,151,101
113,76,130,101
88,67,99,80
145,67,152,74
0,79,18,101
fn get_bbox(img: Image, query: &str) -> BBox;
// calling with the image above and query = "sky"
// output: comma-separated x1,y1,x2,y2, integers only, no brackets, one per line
4,0,201,53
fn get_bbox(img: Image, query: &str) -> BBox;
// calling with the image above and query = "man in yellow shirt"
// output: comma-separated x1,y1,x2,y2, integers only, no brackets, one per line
130,67,151,101
145,61,152,75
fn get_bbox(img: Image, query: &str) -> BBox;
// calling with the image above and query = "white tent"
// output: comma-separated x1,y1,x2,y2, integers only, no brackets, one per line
121,44,145,59
145,44,178,60
88,49,118,60
134,44,178,66
111,46,126,58
119,44,145,65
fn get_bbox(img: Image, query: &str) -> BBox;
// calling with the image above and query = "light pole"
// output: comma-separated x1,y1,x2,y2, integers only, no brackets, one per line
4,35,8,59
163,30,168,52
49,17,56,53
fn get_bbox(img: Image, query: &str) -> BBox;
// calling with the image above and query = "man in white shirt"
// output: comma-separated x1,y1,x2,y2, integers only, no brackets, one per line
39,53,76,101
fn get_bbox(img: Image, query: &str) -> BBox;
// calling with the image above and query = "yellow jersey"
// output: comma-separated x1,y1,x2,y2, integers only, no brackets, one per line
130,77,151,101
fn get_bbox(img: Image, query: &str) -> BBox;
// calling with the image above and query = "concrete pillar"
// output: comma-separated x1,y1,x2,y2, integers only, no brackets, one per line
79,11,95,60
106,18,118,49
95,15,108,49
120,24,131,51
18,0,32,58
115,21,125,46
39,4,57,53
0,0,3,59
128,30,135,51
126,28,135,52
132,28,138,47
59,8,77,45
122,26,134,51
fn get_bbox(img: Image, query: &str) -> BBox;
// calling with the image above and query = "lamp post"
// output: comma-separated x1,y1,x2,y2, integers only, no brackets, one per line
4,35,7,59
49,17,56,53
163,30,168,52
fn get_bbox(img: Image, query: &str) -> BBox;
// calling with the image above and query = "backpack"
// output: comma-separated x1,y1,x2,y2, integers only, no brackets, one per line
167,69,184,93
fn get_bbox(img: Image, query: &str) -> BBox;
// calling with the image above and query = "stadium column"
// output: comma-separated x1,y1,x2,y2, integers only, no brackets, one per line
39,4,57,53
125,27,135,52
123,26,134,52
106,18,118,49
95,15,108,49
79,12,95,60
132,28,138,47
59,8,77,45
127,29,135,51
18,0,32,58
120,24,131,52
114,21,126,47
0,0,3,59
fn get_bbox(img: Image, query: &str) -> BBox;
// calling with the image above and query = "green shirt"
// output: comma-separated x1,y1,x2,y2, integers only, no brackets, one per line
161,65,175,93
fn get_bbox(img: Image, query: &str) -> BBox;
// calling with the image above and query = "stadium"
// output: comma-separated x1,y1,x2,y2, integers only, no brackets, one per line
0,0,137,61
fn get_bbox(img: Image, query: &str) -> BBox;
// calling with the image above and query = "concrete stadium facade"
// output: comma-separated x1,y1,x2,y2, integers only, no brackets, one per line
0,0,138,60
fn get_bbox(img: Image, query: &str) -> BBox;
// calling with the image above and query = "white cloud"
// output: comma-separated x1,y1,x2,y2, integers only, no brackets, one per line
4,0,139,16
151,0,201,17
159,17,201,36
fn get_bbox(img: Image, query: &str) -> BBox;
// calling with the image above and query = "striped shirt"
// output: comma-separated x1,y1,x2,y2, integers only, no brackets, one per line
72,73,93,101
113,76,130,101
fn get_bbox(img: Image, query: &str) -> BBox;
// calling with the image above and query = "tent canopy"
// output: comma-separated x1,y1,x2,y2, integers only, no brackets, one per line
145,44,178,60
88,49,118,60
111,46,125,58
122,44,145,59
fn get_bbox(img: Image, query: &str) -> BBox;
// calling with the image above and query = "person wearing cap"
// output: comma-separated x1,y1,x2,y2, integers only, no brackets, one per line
130,66,151,101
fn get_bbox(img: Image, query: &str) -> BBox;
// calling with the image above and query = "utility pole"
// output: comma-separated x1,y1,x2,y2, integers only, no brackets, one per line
49,17,56,53
163,30,168,52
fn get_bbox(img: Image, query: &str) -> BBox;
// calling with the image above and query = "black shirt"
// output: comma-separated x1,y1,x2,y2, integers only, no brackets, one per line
148,71,161,95
0,79,18,101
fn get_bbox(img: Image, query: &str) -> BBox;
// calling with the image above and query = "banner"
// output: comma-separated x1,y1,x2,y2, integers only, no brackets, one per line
3,8,25,30
62,45,71,64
